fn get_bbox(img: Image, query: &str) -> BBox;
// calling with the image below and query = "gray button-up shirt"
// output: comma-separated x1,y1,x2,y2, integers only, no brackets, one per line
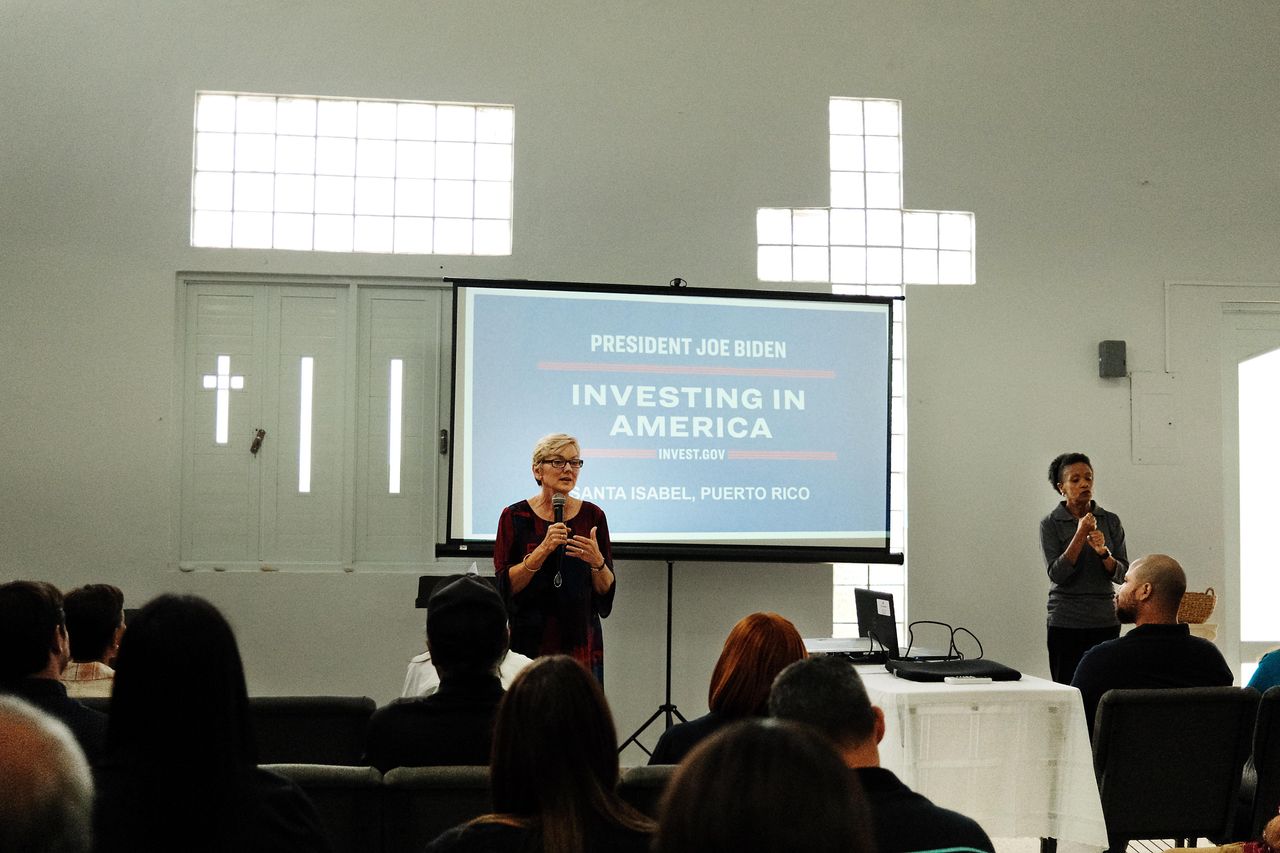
1040,501,1128,628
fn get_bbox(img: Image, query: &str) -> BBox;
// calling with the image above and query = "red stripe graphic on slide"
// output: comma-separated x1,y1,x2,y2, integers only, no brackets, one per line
727,450,837,460
536,361,835,379
581,449,658,458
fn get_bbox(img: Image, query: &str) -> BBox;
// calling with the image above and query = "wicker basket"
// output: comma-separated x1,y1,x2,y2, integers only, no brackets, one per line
1177,587,1216,624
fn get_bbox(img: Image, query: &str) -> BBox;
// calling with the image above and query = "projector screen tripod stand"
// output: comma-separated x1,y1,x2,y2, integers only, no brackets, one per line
618,559,686,755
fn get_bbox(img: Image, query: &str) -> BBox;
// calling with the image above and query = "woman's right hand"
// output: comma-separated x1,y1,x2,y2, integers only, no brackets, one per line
1075,513,1097,536
539,522,570,557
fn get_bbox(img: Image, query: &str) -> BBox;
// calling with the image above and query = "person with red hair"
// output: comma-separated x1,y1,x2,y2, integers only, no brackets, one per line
648,612,806,765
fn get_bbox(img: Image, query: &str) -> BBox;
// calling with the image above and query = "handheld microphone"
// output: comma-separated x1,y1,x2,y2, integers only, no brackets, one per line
552,493,566,563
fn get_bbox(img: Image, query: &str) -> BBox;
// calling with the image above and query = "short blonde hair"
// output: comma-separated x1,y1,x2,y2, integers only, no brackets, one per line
529,432,581,484
531,433,579,466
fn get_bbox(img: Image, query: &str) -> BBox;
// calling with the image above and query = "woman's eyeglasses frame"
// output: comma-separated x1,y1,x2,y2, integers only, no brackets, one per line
540,458,584,470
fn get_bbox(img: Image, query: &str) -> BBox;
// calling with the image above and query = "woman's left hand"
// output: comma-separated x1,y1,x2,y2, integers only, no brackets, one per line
1086,529,1107,555
567,526,604,570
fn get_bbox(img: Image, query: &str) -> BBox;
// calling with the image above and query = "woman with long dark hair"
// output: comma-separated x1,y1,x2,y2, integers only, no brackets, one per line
426,655,653,853
92,594,331,852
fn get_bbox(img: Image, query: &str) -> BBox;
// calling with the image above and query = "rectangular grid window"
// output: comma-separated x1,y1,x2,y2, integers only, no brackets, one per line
192,93,514,256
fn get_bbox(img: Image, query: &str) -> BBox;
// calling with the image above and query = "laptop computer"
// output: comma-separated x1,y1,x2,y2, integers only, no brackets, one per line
854,588,901,654
852,587,1021,682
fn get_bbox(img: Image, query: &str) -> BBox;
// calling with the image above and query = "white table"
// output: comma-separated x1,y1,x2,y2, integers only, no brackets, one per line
857,667,1108,853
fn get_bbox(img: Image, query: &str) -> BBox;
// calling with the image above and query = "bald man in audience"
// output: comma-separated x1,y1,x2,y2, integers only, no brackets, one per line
1071,553,1233,732
769,655,994,853
0,581,107,763
0,696,94,853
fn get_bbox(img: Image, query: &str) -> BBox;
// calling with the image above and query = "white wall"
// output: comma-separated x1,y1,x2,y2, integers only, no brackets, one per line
3,1,1278,762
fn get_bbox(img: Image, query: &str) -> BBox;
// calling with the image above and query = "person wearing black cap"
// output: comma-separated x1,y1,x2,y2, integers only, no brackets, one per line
365,574,510,772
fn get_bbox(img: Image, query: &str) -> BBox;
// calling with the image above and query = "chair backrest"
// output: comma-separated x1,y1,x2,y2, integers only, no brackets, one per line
1244,685,1280,839
1093,687,1259,845
262,764,383,853
250,696,376,765
382,765,492,850
618,764,675,819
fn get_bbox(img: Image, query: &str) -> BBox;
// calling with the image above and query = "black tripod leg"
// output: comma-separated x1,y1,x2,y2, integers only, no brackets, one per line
618,706,669,754
620,560,683,754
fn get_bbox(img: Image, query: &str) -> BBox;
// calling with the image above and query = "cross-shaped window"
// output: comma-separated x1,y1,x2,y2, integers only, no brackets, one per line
201,354,245,444
757,98,975,286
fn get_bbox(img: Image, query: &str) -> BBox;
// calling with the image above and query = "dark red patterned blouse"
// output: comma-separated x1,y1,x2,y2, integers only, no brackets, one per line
493,500,615,683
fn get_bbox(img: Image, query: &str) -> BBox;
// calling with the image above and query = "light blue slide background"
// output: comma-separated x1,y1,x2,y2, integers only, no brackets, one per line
457,286,890,547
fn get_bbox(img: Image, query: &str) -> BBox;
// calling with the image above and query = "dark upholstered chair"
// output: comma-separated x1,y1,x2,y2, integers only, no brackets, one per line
618,764,675,819
1092,687,1259,851
1225,684,1280,842
250,696,376,765
262,763,382,853
382,765,491,850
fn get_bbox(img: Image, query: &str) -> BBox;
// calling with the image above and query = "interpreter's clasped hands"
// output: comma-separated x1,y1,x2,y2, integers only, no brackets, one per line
1086,528,1107,555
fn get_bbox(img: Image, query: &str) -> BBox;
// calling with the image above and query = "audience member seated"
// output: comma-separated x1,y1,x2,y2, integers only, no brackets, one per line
426,655,654,853
769,655,995,853
1072,553,1234,732
61,583,125,699
648,611,806,764
366,574,510,772
0,580,107,763
401,578,533,698
1248,647,1280,693
654,717,875,853
403,648,534,698
92,594,333,853
0,696,94,853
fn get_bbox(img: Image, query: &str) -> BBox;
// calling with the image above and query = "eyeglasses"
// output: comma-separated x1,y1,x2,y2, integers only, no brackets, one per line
541,458,584,470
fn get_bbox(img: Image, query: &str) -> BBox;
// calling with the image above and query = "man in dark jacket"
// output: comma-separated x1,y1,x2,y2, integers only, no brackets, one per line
1072,553,1233,733
365,574,509,772
769,655,994,853
0,580,107,764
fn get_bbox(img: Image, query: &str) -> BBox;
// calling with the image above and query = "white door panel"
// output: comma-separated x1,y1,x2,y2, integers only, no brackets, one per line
180,279,445,570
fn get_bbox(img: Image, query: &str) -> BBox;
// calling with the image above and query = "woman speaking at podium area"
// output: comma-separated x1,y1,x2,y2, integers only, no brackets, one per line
1040,452,1129,684
494,433,617,683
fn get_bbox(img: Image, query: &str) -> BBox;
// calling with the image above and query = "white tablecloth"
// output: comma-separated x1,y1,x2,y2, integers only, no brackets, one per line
858,668,1108,852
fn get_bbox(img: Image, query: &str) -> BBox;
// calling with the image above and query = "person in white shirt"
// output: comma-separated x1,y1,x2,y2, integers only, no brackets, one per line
402,648,534,698
61,584,125,699
401,577,533,697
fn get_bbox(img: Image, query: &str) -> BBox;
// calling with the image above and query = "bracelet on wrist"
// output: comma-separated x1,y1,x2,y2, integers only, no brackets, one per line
591,561,606,573
523,556,540,573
